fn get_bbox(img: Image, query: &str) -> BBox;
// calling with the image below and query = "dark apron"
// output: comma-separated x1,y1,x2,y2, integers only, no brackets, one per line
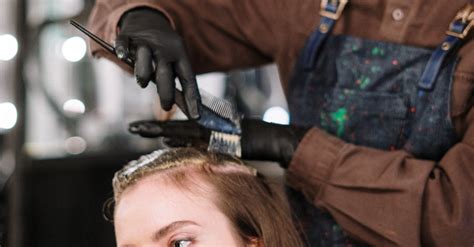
286,2,468,246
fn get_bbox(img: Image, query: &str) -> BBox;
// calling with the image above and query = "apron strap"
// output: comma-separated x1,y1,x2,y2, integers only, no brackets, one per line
303,0,348,70
417,4,473,92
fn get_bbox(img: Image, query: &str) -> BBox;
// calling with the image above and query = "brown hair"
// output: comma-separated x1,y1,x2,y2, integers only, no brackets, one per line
110,148,303,247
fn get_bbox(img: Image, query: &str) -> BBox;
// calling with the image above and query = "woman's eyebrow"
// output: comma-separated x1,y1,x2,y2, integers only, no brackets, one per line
153,220,200,241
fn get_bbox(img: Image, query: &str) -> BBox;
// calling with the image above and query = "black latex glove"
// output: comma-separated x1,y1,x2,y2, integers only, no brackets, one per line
115,8,200,119
129,119,309,168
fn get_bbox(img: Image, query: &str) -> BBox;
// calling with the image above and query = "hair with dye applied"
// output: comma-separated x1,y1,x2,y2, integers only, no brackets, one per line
110,148,303,247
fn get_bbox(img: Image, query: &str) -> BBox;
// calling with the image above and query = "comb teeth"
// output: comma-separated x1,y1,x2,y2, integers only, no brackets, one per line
200,90,239,123
208,131,242,157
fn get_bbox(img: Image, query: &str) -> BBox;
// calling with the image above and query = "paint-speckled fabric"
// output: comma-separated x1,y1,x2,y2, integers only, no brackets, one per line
287,35,458,246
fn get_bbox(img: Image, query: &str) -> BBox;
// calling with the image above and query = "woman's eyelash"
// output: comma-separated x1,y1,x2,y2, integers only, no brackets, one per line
172,238,193,247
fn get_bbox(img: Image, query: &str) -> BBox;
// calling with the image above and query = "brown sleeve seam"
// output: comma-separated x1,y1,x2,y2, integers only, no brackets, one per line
314,143,352,202
454,71,474,81
98,2,111,12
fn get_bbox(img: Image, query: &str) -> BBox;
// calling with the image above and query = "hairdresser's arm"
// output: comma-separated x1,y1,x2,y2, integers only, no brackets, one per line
287,93,474,246
88,0,285,74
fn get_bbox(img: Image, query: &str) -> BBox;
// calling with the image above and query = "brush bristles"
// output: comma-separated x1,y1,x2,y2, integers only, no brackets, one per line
208,131,242,157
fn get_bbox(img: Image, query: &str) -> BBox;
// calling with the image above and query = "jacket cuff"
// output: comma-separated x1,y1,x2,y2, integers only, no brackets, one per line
286,127,347,201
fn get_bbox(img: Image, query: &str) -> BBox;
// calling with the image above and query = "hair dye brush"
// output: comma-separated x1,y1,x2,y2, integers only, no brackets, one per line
70,20,242,157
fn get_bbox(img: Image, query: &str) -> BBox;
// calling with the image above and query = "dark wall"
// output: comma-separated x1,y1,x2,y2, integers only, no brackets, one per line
17,151,146,247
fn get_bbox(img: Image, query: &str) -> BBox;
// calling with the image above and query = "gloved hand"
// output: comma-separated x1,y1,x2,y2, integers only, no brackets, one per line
115,7,200,119
129,119,309,167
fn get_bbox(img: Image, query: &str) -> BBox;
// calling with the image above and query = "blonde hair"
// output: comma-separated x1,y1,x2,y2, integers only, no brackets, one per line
109,148,303,247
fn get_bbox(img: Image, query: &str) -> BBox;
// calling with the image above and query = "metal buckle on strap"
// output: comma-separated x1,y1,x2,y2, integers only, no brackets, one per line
446,4,474,39
320,0,348,20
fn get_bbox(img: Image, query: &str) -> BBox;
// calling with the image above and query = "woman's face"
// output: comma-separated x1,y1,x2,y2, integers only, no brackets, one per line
114,173,245,247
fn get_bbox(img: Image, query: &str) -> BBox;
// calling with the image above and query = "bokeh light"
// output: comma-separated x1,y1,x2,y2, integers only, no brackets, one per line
263,106,290,125
63,99,86,116
61,36,86,62
0,102,18,130
0,34,19,61
65,136,87,154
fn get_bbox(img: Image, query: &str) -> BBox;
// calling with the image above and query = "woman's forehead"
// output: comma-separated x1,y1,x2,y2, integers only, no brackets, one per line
117,170,216,209
113,171,238,246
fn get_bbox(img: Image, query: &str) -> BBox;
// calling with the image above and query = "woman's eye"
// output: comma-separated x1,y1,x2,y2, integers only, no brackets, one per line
172,239,192,247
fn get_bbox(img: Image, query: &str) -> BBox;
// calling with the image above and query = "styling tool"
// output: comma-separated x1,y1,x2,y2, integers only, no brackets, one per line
70,20,242,156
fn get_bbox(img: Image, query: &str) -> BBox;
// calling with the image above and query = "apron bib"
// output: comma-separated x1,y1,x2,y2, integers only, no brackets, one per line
285,1,471,246
289,35,458,159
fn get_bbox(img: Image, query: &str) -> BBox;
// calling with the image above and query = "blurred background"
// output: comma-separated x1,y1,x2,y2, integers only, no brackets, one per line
0,0,289,246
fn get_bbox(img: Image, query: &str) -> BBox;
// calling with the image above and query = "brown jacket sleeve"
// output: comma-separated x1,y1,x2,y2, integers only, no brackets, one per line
88,0,474,246
87,0,287,74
